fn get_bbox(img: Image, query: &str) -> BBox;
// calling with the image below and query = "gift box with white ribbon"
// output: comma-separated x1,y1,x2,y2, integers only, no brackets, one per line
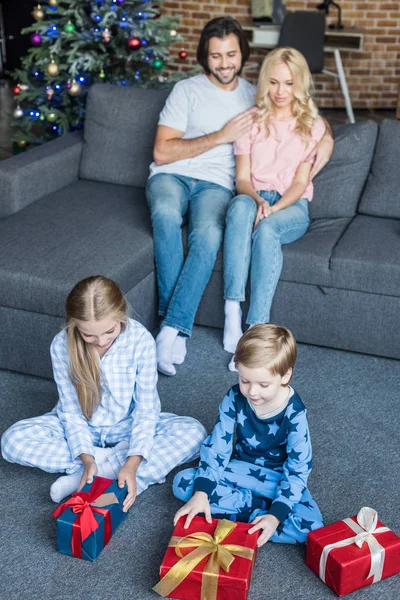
306,507,400,596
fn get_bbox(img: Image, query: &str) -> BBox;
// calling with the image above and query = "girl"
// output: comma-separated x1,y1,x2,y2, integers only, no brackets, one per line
1,276,206,510
223,47,330,370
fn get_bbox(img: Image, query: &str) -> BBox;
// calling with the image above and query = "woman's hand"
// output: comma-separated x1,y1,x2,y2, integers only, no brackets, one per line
118,455,142,512
174,491,212,529
248,514,279,547
254,200,275,230
77,453,98,492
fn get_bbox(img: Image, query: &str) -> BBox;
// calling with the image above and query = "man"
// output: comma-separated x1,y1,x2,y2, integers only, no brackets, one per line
146,17,333,376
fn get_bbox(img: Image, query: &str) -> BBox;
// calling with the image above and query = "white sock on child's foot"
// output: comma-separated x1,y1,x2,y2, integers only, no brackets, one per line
172,336,187,365
223,300,243,353
228,355,238,372
156,326,178,376
50,471,83,504
97,440,129,480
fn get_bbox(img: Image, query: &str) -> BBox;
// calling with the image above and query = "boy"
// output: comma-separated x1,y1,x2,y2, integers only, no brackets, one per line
173,324,323,546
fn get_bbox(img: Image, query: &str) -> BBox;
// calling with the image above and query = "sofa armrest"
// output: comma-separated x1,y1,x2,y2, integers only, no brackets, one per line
0,131,83,218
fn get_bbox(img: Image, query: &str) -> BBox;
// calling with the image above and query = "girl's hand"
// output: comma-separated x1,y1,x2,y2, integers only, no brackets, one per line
248,514,279,547
77,454,98,492
174,491,212,529
254,201,274,230
118,461,138,513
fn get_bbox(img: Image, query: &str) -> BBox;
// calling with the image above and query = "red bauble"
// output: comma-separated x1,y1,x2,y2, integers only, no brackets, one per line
179,50,188,59
152,4,161,19
128,36,141,50
12,85,21,95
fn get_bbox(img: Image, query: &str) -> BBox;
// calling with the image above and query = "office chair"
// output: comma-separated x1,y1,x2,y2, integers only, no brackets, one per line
278,10,355,123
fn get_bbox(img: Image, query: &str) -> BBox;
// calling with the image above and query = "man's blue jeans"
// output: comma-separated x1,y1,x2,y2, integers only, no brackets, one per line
146,173,233,336
223,190,310,325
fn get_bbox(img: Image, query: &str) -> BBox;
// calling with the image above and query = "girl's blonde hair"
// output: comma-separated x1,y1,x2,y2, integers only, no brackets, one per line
65,276,127,419
255,46,319,143
235,324,297,380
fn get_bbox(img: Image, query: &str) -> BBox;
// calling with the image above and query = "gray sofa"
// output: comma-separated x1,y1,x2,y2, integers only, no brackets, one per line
0,83,399,378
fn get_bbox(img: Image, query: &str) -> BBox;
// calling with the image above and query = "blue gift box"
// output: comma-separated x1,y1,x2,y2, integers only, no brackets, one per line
53,476,128,561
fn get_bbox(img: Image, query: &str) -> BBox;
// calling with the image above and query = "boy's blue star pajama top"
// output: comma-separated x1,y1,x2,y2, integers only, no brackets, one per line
2,319,206,495
173,385,323,543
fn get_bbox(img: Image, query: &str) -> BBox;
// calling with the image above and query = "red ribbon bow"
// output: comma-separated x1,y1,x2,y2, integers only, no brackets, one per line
52,476,113,558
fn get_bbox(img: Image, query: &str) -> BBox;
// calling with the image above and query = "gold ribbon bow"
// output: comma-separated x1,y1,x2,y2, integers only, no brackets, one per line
153,519,255,600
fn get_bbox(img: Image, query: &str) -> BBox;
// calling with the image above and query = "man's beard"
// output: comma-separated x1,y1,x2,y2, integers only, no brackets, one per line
209,65,241,85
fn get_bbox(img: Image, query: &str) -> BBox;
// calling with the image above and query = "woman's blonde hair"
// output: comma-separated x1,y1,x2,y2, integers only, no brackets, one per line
255,46,319,143
65,276,127,419
235,324,297,381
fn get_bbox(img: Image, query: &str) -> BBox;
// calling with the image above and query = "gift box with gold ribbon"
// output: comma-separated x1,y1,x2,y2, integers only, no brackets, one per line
153,517,259,600
306,507,400,596
52,476,128,561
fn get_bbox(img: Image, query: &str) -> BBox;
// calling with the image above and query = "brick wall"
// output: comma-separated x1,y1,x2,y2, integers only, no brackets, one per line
163,0,400,109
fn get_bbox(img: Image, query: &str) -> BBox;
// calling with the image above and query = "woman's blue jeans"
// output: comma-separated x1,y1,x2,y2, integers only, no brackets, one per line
146,173,233,336
223,190,310,325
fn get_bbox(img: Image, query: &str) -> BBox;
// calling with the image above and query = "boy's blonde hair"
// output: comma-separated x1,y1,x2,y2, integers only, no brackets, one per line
255,46,319,144
235,324,297,378
65,276,127,420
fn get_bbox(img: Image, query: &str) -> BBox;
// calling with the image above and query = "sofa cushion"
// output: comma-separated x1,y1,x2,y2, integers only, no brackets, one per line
330,215,400,296
309,120,378,219
358,120,400,219
213,217,352,288
80,84,169,187
0,181,154,316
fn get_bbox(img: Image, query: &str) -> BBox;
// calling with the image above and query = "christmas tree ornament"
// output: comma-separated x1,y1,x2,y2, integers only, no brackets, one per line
170,29,177,37
31,32,42,46
47,112,57,122
19,84,30,91
17,140,27,148
46,87,54,100
102,28,111,43
99,69,106,79
128,36,141,50
68,80,81,96
92,14,102,23
46,59,59,76
32,5,45,21
13,106,24,119
64,21,76,33
152,58,164,70
48,0,58,5
179,49,187,59
12,85,21,95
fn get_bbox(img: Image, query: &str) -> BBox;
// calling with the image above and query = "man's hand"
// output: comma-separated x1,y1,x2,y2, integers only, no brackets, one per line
254,199,274,230
248,514,279,547
77,454,98,492
217,107,258,145
118,455,142,512
174,491,212,529
308,134,334,179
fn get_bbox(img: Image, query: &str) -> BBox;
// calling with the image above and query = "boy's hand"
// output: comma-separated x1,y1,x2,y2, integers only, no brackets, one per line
77,454,98,492
118,455,142,512
174,491,212,529
248,514,280,547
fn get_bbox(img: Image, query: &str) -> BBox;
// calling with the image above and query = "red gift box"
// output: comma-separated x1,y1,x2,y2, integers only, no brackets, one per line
306,506,400,596
153,517,259,600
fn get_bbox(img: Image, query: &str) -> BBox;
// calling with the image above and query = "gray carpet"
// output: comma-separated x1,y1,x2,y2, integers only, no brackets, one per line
1,325,400,600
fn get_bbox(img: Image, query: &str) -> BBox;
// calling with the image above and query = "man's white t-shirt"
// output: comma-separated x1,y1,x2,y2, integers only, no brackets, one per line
149,74,256,191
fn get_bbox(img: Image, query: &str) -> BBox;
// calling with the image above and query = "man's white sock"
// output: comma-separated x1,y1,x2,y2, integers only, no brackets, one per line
172,336,187,365
156,326,178,376
223,300,243,353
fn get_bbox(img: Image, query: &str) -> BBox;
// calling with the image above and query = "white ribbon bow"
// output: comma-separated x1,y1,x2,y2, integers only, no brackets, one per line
319,507,390,584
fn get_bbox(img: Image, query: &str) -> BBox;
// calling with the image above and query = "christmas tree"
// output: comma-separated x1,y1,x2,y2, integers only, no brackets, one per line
11,0,184,148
